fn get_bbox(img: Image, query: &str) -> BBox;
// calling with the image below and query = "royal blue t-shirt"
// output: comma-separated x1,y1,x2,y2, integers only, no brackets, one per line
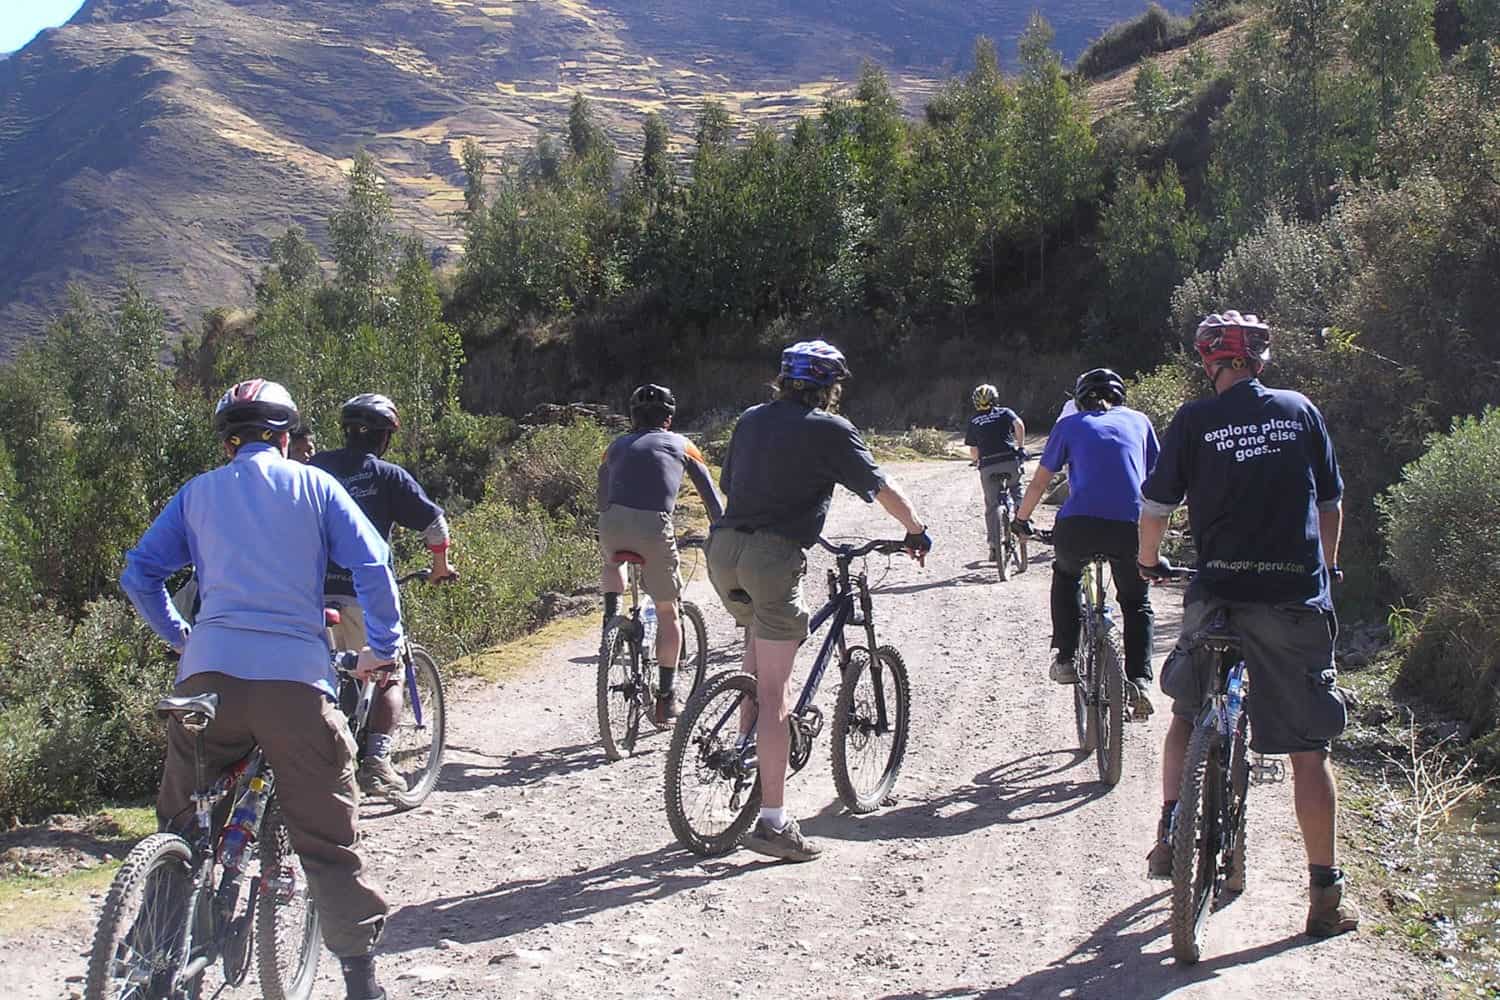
1141,379,1342,609
965,408,1023,467
311,447,444,597
1040,406,1159,524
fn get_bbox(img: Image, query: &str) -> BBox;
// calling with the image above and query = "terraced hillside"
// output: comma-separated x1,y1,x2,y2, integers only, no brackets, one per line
0,0,1185,347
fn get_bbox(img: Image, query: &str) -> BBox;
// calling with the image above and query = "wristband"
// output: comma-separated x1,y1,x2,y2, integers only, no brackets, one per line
428,541,450,554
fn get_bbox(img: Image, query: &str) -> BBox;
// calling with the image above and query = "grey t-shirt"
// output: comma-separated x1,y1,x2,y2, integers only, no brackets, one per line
718,400,887,547
598,428,723,519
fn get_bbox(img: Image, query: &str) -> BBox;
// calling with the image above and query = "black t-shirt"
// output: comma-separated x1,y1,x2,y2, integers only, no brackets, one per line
717,400,887,547
1141,380,1343,608
310,447,444,597
965,408,1022,467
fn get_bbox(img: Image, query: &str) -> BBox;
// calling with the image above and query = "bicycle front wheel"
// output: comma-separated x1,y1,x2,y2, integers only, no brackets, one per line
832,645,911,813
1094,627,1125,786
387,644,447,810
1073,626,1097,753
676,601,709,700
997,518,1012,581
1171,722,1225,965
85,832,195,1000
1224,711,1251,894
664,670,762,855
256,800,321,1000
597,619,646,761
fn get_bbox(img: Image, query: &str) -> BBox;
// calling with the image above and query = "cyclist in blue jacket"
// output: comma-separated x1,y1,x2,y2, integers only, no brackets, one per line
122,379,399,1000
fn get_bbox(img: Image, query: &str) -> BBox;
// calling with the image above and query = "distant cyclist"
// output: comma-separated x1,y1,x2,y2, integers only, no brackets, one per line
311,393,456,800
1139,311,1357,938
965,383,1027,567
1013,368,1160,718
121,379,397,1000
597,383,724,725
708,340,930,862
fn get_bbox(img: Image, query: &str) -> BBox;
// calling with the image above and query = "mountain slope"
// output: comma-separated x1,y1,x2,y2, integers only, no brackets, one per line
0,0,1184,348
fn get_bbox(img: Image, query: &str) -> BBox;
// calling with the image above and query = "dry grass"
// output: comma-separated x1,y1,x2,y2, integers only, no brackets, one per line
1379,712,1491,844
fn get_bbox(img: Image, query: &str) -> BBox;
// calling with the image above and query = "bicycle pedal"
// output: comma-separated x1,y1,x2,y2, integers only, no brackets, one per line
1249,754,1286,784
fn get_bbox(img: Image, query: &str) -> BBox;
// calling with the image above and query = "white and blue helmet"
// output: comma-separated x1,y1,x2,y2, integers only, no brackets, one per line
780,340,851,387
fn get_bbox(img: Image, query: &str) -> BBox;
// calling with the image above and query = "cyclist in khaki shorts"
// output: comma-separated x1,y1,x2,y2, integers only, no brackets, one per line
708,340,931,862
599,384,724,725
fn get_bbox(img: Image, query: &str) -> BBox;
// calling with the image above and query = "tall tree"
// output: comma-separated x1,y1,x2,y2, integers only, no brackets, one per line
1350,0,1439,126
329,152,397,320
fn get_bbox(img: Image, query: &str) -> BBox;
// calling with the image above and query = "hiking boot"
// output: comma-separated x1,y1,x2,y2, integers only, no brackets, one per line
341,954,386,1000
1048,655,1078,684
1147,812,1173,880
653,693,680,727
357,755,408,798
1127,678,1156,720
1306,879,1361,938
743,817,822,863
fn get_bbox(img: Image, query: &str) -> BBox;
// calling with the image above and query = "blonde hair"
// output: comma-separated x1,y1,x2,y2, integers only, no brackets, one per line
772,375,842,412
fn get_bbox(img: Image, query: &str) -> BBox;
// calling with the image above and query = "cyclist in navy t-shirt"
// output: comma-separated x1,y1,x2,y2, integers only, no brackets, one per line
312,393,456,800
1138,311,1358,939
1013,369,1160,719
965,384,1027,567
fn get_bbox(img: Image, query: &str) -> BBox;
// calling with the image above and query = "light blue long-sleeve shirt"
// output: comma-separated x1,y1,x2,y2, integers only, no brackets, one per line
121,443,403,697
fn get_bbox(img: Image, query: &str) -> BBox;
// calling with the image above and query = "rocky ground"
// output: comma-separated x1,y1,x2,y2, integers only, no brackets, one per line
11,458,1442,998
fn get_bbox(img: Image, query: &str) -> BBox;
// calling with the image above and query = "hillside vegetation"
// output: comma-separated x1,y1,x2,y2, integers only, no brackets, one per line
2,0,1500,821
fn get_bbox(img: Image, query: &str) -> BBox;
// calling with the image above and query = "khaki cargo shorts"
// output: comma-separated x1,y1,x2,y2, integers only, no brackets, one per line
706,528,809,642
323,595,367,653
599,505,682,601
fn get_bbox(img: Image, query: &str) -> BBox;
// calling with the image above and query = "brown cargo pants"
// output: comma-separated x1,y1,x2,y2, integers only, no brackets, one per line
156,671,388,957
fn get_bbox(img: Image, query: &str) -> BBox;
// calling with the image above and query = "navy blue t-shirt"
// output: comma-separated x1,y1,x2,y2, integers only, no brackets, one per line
310,447,444,597
718,400,886,548
1141,380,1342,609
965,408,1022,467
1040,406,1159,524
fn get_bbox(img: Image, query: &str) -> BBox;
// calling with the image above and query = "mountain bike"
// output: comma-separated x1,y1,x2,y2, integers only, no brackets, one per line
664,537,911,855
329,570,446,810
1034,528,1127,785
1151,568,1287,964
597,537,709,761
85,695,319,1000
977,460,1027,581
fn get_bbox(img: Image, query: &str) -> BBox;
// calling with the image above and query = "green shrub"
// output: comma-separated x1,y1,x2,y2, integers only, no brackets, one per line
0,600,176,823
1377,408,1500,744
1076,4,1192,79
1127,359,1201,432
904,427,953,458
399,499,596,662
492,421,612,522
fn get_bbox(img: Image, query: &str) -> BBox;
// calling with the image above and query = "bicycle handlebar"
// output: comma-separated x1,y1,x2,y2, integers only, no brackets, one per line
397,570,431,586
816,537,910,558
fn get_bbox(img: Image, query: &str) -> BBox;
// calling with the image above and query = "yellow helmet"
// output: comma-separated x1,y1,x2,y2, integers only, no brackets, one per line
972,384,999,411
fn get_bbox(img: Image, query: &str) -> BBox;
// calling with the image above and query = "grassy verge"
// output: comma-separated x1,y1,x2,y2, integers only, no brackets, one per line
0,804,156,934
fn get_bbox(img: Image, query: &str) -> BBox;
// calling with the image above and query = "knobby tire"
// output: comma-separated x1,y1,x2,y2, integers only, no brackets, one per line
388,644,447,810
85,832,195,1000
831,645,911,813
597,619,643,761
256,800,321,1000
1094,625,1126,786
1171,721,1223,964
1074,623,1098,753
664,670,762,856
677,601,710,702
1224,711,1251,894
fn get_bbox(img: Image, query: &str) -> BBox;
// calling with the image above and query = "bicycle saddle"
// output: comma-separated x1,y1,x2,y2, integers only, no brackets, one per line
155,693,219,722
613,551,647,565
324,607,342,627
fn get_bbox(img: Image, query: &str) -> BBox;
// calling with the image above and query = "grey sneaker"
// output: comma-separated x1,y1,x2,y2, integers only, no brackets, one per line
358,755,408,798
743,818,822,862
1128,679,1156,720
1049,656,1078,684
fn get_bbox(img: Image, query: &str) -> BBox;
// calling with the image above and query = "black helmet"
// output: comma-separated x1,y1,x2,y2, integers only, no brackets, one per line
214,379,300,442
1073,368,1127,409
340,393,401,433
629,383,676,417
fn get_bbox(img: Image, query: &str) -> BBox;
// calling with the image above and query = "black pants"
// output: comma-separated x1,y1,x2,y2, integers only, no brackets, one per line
1049,516,1154,681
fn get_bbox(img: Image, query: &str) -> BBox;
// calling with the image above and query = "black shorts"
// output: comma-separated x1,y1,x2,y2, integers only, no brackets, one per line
1161,599,1347,754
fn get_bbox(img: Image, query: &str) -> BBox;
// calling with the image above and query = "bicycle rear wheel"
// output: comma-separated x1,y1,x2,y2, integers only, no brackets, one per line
1171,722,1225,964
664,670,762,855
387,644,446,810
597,619,646,761
1094,626,1125,786
670,601,710,706
85,832,195,1000
997,517,1012,581
831,645,911,813
256,799,321,1000
1223,712,1251,894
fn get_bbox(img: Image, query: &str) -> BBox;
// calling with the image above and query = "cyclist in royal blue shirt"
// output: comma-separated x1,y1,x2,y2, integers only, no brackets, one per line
122,379,397,1000
1138,311,1357,939
1013,368,1161,718
311,393,455,799
965,383,1027,568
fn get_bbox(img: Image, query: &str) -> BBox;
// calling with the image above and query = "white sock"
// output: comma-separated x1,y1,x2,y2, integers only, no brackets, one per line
760,806,787,831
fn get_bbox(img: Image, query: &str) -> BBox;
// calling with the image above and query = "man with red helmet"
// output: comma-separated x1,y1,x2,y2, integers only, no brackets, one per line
1138,311,1358,939
123,379,399,1000
313,392,456,799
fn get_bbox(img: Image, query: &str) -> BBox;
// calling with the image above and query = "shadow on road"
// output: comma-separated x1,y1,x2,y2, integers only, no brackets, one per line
436,741,612,794
381,843,754,951
876,890,1318,999
802,750,1106,843
874,571,998,595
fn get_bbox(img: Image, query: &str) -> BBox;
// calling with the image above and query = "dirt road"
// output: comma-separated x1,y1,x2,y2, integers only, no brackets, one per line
19,459,1438,999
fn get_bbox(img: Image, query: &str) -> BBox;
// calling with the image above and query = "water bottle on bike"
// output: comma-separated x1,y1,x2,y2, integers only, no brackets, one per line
641,598,658,660
218,774,271,872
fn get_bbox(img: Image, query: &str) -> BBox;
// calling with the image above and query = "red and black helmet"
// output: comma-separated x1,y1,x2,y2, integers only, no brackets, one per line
1195,311,1271,374
213,379,300,441
340,393,401,433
